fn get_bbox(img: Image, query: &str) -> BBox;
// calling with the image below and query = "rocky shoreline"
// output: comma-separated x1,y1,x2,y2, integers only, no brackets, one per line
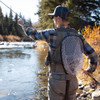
77,80,100,100
35,70,100,100
35,44,100,100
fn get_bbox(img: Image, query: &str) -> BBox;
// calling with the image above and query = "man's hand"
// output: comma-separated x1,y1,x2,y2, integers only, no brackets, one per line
82,68,100,86
18,18,24,26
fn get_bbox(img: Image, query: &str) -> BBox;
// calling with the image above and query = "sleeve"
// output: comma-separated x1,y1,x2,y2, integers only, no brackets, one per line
83,37,98,73
22,26,54,42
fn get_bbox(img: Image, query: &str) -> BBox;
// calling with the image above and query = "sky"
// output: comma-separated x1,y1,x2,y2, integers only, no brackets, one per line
0,0,40,23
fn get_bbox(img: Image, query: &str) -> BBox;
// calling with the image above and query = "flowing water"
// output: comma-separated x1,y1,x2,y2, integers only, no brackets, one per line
0,47,48,100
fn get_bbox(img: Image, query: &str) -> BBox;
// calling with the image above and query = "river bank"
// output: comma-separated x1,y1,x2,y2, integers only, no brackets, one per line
0,41,99,100
34,41,100,100
0,42,36,49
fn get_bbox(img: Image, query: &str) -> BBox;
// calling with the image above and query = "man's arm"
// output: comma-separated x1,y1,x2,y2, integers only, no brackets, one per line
25,27,55,43
83,38,98,73
18,18,55,42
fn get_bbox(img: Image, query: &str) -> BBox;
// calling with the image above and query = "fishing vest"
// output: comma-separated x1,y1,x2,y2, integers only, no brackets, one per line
45,26,82,66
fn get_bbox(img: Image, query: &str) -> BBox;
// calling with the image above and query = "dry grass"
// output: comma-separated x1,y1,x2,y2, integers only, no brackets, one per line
32,23,100,85
0,34,21,42
77,23,100,84
35,40,49,58
0,34,4,41
4,35,21,42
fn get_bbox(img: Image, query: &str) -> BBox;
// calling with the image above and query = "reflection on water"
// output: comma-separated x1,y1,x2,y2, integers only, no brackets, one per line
0,48,40,100
0,41,49,100
0,49,31,59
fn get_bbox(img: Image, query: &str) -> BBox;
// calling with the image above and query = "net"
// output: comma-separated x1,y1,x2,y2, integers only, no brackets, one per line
62,35,84,75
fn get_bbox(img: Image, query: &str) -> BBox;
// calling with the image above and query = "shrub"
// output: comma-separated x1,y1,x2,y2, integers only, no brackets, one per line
4,35,21,42
0,34,4,41
77,23,100,85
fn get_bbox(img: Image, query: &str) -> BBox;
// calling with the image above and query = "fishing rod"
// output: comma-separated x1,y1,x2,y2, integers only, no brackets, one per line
0,0,21,18
0,0,35,41
82,68,100,89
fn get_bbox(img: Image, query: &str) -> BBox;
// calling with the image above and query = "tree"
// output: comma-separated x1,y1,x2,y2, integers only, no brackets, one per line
37,0,100,29
8,9,13,34
0,7,32,40
0,7,4,35
14,14,18,35
3,14,9,35
37,0,66,29
26,18,32,26
0,23,3,35
75,0,100,23
66,0,100,29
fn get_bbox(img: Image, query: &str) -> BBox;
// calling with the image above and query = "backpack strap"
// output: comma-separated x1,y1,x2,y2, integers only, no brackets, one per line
60,35,68,74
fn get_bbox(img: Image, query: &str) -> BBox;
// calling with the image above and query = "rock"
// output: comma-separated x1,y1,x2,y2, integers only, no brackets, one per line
78,97,86,100
92,89,100,100
84,85,91,91
39,86,47,91
78,85,85,90
76,93,80,98
77,96,81,100
80,93,88,98
87,94,92,100
78,80,83,86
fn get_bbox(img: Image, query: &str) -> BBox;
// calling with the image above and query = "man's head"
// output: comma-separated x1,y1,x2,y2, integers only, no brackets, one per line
48,5,70,27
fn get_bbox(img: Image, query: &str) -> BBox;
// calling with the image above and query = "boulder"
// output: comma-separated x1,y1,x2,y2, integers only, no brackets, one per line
84,85,91,91
92,88,100,100
78,85,85,90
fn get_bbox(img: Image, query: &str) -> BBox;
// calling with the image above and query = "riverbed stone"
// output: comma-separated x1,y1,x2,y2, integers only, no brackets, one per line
78,80,83,86
84,85,91,91
92,89,100,100
78,85,85,90
76,93,80,98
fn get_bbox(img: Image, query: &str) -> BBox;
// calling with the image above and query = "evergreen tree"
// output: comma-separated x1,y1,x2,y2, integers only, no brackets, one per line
14,14,18,35
14,14,24,37
26,18,32,26
64,0,100,29
75,0,100,23
37,0,66,29
8,9,13,34
0,7,4,35
0,7,3,20
3,14,9,35
37,0,100,29
4,28,8,34
0,7,33,39
12,25,16,35
0,23,3,35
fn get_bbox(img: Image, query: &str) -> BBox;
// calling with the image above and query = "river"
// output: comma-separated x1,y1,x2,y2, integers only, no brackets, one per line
0,46,48,100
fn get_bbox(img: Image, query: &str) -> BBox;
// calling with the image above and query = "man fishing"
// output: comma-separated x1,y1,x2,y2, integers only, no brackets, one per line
18,5,97,100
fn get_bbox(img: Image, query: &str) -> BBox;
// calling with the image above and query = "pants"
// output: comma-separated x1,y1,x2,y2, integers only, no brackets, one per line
48,75,78,100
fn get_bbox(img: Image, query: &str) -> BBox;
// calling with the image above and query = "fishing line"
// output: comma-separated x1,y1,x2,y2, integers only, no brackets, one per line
0,0,35,41
0,0,21,18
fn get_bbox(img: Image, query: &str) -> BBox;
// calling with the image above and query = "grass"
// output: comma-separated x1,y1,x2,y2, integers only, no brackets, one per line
0,35,21,42
4,35,21,42
77,23,100,85
0,34,4,41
